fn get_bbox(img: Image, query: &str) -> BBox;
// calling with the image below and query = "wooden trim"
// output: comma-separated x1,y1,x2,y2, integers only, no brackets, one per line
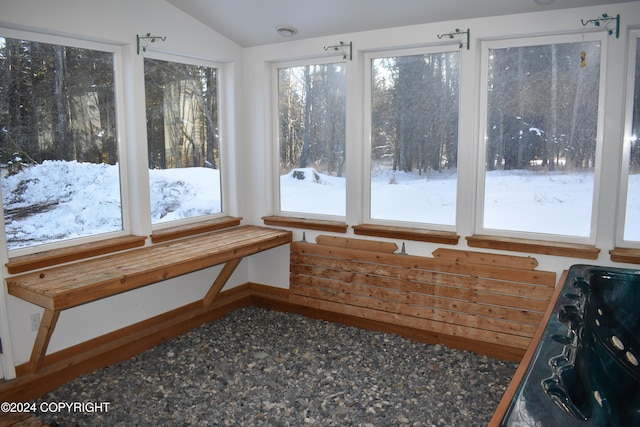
3,284,253,402
262,215,348,233
488,269,567,427
5,235,147,274
352,223,459,245
466,234,600,259
315,235,398,253
609,247,640,264
150,216,242,243
432,248,539,269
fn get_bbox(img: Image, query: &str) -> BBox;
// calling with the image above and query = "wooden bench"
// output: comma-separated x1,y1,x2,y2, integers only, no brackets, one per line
7,225,292,373
290,235,557,361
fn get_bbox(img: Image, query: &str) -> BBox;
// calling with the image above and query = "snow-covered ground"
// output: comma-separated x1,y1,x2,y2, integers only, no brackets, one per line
1,161,220,249
1,161,638,250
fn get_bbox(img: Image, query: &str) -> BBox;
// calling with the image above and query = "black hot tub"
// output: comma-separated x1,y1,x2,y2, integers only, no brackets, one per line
499,265,640,426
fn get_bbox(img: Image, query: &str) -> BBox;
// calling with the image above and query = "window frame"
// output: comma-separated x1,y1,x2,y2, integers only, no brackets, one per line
616,29,640,249
271,56,348,221
475,32,608,245
362,45,461,231
0,27,132,257
142,50,229,232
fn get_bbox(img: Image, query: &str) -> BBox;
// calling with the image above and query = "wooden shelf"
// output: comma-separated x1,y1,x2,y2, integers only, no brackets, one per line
262,215,348,233
352,223,459,245
466,234,600,259
609,247,640,264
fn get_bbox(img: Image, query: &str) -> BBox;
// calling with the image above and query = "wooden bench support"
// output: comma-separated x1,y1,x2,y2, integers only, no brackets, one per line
29,308,60,373
7,225,292,374
203,257,242,307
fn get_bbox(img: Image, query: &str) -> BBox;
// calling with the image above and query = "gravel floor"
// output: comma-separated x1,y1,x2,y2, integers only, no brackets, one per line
34,307,517,426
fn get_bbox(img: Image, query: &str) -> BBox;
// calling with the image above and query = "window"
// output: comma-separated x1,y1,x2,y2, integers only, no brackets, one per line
479,35,604,240
276,59,346,217
144,56,222,225
622,33,640,243
366,48,459,226
0,34,123,251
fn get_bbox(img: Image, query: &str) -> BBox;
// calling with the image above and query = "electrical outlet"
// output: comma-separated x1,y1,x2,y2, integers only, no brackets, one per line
30,312,41,332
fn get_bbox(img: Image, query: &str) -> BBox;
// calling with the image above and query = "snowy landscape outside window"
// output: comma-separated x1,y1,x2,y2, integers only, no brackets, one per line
0,36,122,251
624,36,640,242
277,61,346,217
481,36,603,238
144,57,222,224
368,49,459,225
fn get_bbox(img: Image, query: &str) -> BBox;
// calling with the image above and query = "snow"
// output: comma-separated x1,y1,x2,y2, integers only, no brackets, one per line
2,161,220,250
1,161,638,250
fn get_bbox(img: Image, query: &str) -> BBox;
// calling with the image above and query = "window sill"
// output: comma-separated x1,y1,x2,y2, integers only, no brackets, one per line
466,234,600,259
262,216,348,233
352,224,459,245
609,247,640,264
150,216,242,243
6,235,147,274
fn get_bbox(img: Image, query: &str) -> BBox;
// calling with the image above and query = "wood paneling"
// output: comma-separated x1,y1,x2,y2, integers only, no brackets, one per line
290,237,557,357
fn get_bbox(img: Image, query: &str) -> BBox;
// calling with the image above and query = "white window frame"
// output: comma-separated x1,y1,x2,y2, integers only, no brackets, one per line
475,32,608,245
143,50,229,231
271,56,348,221
362,45,461,231
0,27,131,257
616,29,640,248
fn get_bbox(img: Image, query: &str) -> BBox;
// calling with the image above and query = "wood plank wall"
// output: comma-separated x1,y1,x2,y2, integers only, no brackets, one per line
290,236,557,360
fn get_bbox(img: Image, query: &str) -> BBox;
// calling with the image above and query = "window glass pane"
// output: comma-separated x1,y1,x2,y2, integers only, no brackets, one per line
484,41,601,237
277,62,346,216
370,51,459,225
624,40,640,241
0,37,121,250
144,58,221,224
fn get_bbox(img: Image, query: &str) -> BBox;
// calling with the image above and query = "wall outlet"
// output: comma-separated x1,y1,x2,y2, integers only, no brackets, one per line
30,312,41,332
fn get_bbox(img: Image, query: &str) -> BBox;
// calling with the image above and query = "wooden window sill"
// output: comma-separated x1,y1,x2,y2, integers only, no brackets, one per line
352,224,459,245
262,216,348,233
151,216,242,243
6,235,147,274
466,234,600,259
609,247,640,264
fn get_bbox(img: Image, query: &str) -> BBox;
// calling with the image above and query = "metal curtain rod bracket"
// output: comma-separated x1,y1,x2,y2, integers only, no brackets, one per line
323,41,352,60
437,28,470,50
137,33,167,54
580,13,620,38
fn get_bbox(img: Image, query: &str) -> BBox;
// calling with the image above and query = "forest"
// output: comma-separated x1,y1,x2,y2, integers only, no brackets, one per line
0,38,219,174
277,41,640,179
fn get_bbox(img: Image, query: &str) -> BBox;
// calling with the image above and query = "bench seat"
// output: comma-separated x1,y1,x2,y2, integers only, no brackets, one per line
7,225,292,373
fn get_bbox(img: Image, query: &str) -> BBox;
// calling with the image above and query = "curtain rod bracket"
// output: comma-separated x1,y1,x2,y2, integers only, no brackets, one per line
137,33,167,55
436,28,470,50
580,13,620,38
323,41,352,60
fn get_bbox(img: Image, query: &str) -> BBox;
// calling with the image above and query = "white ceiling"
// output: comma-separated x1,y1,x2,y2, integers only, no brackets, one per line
166,0,632,47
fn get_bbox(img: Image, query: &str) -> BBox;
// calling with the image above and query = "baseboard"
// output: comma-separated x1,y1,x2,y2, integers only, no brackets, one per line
0,284,253,402
0,282,524,402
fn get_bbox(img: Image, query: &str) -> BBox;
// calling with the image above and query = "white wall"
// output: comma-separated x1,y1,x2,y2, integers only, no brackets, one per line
0,0,639,373
243,1,640,277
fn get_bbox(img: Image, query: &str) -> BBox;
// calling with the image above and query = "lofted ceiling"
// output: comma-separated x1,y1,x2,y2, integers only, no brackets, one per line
166,0,633,47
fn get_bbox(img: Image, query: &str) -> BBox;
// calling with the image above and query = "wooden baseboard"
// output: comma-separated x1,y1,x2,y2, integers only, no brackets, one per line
0,284,253,402
1,282,526,403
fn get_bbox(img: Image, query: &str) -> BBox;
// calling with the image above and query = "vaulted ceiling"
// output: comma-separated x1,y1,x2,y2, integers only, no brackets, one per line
167,0,633,47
